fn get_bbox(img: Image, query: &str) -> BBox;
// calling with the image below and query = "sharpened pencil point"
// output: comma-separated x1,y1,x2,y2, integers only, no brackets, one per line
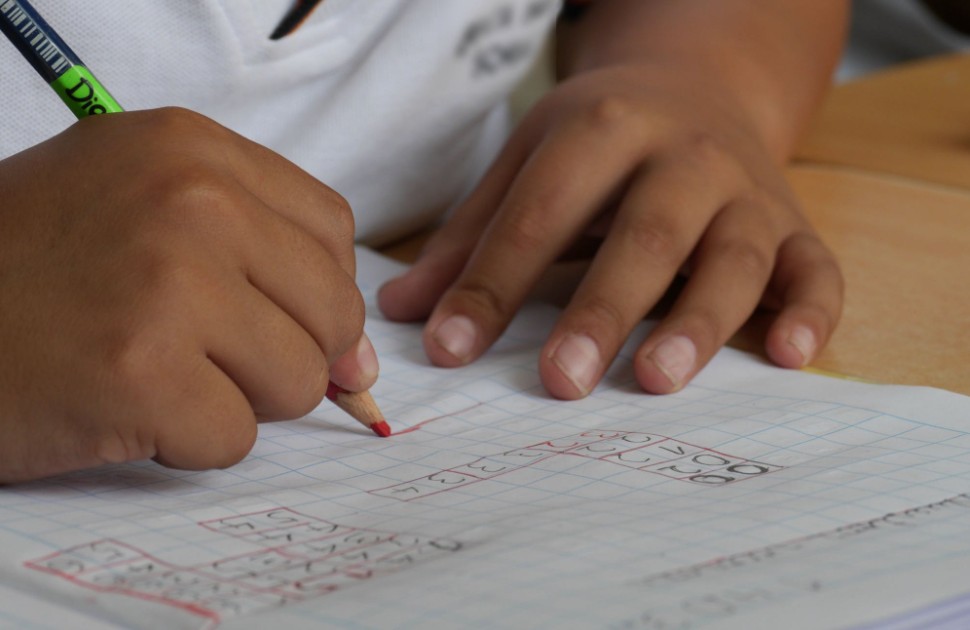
326,382,390,437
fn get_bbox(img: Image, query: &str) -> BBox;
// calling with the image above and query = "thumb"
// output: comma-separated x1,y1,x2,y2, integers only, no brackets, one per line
326,333,380,393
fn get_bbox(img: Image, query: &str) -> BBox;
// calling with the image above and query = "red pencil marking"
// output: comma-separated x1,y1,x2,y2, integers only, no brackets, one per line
393,403,484,435
27,509,461,622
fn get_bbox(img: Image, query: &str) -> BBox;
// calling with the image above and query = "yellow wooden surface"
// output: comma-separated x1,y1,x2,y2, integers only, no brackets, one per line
796,53,970,189
785,165,969,394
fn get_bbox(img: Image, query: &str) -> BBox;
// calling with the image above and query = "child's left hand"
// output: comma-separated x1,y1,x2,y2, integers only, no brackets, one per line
378,62,843,399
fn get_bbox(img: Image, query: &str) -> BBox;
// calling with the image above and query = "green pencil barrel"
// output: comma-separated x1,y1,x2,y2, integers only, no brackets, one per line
51,65,123,118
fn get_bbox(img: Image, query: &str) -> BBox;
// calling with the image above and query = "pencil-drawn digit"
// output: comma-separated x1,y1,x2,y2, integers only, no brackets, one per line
621,433,657,444
581,431,624,440
659,444,688,457
465,461,508,474
727,463,772,476
616,450,654,464
428,539,463,552
86,542,130,563
124,560,158,575
503,449,546,459
302,561,342,580
242,571,291,590
306,522,342,535
688,474,734,484
305,541,341,556
657,464,702,475
214,518,256,531
254,529,297,543
266,510,301,524
167,572,206,589
343,532,389,546
42,556,86,575
577,444,619,454
692,453,731,467
88,570,130,587
537,439,582,450
428,471,467,485
377,553,415,566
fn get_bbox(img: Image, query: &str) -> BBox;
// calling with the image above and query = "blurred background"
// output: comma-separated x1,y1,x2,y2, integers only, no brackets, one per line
840,0,970,81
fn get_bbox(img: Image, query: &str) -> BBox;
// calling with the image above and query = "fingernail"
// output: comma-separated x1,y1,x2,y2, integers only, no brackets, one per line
432,315,478,362
787,325,816,366
648,335,696,390
551,334,600,396
357,334,380,381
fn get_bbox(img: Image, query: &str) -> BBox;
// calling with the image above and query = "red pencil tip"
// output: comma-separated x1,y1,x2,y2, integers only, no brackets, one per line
371,421,392,438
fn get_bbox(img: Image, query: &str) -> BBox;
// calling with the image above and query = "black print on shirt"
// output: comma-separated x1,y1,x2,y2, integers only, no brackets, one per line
455,0,559,78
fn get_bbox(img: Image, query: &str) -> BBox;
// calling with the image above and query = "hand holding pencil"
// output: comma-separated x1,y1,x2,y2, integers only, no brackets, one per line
0,1,389,483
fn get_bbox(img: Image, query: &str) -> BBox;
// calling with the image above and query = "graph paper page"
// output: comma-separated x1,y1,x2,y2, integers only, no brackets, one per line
2,248,970,630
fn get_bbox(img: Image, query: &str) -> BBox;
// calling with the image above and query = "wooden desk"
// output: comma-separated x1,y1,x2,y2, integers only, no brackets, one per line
778,165,968,395
797,53,970,189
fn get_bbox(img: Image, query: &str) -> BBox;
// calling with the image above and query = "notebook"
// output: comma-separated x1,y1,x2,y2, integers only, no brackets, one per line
2,248,969,630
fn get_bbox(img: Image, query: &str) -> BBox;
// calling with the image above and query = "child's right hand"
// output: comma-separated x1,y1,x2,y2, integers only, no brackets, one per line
0,108,373,483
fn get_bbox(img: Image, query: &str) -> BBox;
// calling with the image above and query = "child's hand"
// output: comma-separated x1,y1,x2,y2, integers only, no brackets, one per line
378,63,843,398
0,108,374,482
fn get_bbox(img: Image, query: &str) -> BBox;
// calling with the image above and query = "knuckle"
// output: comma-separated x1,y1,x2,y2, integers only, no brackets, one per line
585,95,643,134
795,231,843,276
501,205,552,254
825,259,846,294
101,278,201,403
684,307,723,348
141,253,203,307
681,131,729,168
713,238,773,279
626,216,682,264
140,166,251,239
574,294,629,337
745,187,783,212
325,287,366,359
153,166,232,216
453,279,515,322
143,106,220,141
122,107,224,159
325,189,355,234
343,290,367,336
278,359,329,419
102,328,166,409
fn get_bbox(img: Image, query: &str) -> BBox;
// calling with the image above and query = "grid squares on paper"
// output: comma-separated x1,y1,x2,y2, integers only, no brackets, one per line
4,283,970,627
25,508,462,625
368,430,785,503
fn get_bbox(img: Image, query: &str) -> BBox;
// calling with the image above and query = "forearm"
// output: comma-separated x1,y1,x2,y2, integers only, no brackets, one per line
556,0,849,160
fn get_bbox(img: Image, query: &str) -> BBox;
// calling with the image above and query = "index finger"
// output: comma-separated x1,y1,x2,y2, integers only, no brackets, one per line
423,114,646,367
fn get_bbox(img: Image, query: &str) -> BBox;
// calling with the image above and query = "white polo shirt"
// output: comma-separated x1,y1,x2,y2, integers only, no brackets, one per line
0,0,561,245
